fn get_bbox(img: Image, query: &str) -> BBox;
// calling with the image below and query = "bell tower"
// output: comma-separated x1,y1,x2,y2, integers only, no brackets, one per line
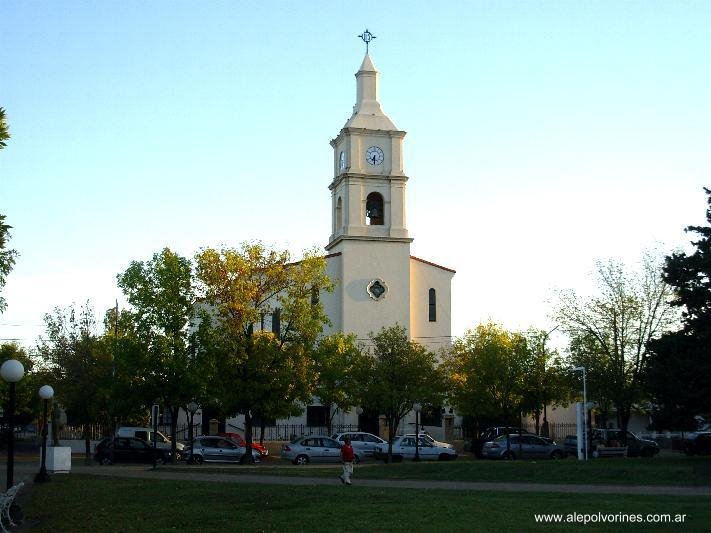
326,52,412,251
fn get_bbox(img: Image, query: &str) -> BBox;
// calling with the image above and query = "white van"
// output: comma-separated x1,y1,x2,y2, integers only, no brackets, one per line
116,427,186,460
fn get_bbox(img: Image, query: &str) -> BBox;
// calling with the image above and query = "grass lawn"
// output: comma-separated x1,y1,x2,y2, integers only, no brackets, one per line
165,455,711,486
20,475,711,532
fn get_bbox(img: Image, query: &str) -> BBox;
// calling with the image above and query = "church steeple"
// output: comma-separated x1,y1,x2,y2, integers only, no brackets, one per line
345,54,397,131
326,51,411,251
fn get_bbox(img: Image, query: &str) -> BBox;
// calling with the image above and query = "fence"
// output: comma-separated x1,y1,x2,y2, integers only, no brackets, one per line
453,422,578,442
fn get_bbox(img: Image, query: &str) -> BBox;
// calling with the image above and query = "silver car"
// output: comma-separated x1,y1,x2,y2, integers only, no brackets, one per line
374,435,458,461
187,436,261,464
281,436,362,465
331,431,387,457
482,434,565,460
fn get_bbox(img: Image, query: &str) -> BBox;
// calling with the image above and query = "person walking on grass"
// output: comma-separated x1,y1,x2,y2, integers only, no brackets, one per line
339,437,354,485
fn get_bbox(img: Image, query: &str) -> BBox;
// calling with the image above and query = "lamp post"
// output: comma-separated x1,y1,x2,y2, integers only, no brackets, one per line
355,406,363,432
573,366,588,460
35,385,54,482
187,401,198,464
1,359,25,489
413,403,422,462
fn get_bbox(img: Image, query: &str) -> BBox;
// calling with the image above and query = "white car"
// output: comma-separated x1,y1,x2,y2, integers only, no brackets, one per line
374,435,458,461
187,436,261,464
331,432,387,457
403,432,455,451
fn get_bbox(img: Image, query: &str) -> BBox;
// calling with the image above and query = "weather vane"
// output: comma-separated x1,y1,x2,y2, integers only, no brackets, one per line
358,29,376,53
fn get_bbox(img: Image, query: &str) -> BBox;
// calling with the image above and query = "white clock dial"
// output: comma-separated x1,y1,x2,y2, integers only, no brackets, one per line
365,146,384,166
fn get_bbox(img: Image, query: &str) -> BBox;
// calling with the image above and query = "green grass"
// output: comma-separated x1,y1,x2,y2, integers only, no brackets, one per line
165,455,711,486
20,475,711,532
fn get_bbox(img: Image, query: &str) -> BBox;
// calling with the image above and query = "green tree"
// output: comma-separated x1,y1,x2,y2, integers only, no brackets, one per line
36,304,112,461
357,325,445,462
646,188,711,429
117,248,200,462
520,329,572,434
0,214,17,313
556,254,676,432
0,107,9,149
443,323,530,431
194,243,331,460
312,333,364,435
0,343,49,430
567,332,616,426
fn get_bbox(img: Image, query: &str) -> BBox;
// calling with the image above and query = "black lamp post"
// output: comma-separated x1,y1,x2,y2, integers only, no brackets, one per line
187,401,198,464
1,359,25,490
413,403,422,462
35,385,54,482
356,406,363,432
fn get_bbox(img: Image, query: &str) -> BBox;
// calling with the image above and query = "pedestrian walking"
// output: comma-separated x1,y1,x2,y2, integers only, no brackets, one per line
339,437,354,485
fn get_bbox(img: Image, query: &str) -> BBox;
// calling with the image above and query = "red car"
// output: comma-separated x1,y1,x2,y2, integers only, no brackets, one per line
217,433,269,457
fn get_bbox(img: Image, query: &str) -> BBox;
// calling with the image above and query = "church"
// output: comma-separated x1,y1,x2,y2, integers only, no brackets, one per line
320,50,455,352
216,44,456,439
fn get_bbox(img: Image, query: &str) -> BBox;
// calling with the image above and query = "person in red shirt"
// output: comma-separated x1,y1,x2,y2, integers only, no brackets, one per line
339,437,355,485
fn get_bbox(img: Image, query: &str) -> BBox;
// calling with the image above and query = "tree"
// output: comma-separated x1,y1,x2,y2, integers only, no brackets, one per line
0,107,9,149
0,343,48,432
312,333,365,435
0,214,17,313
117,248,201,462
36,304,113,461
567,332,616,426
443,323,530,433
556,254,676,432
194,242,331,461
646,188,711,428
520,329,572,435
357,325,445,462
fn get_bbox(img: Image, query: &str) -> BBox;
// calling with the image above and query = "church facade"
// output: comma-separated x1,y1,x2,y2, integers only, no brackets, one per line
320,53,455,351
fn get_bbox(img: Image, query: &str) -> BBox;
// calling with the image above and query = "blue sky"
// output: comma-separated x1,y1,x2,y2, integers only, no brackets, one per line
1,1,710,346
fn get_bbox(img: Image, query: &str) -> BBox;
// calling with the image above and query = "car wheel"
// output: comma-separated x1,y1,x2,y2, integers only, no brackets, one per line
295,454,309,466
175,451,183,462
159,455,169,465
438,453,451,461
550,450,563,460
502,451,515,460
100,457,112,466
192,454,204,465
641,448,654,458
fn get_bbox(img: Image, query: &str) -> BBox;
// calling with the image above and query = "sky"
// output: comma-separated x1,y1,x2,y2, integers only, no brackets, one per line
1,1,710,349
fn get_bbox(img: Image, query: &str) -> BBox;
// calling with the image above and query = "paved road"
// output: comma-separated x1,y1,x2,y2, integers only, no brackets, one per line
3,460,710,497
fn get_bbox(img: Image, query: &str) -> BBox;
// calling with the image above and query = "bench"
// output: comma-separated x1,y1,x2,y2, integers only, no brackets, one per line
0,482,24,532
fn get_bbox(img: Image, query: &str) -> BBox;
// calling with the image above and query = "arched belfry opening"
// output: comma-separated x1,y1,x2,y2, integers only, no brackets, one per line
336,196,343,230
365,192,384,225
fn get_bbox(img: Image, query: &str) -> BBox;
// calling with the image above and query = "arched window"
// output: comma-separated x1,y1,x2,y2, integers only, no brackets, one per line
428,288,436,322
336,197,342,230
366,192,384,225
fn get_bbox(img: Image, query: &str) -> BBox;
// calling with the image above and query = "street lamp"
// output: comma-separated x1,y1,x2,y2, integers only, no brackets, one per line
355,406,363,432
35,385,54,482
187,401,199,464
573,366,588,460
413,403,422,462
1,359,25,489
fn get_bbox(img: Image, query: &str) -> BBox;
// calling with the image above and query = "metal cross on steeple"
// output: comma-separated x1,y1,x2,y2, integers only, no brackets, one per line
358,29,376,53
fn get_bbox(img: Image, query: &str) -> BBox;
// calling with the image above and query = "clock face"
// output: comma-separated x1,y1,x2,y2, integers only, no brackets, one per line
365,146,384,166
339,151,346,171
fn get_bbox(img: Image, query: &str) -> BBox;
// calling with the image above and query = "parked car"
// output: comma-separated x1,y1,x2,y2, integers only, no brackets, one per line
331,431,387,457
482,434,565,460
281,436,361,465
94,437,173,465
374,435,458,462
471,427,533,458
403,432,455,451
683,432,711,456
217,432,269,457
186,436,261,464
563,429,660,458
116,427,186,461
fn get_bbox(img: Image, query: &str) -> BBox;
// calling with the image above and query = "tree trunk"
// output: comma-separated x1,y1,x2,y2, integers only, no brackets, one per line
170,405,179,463
244,410,255,464
83,422,91,464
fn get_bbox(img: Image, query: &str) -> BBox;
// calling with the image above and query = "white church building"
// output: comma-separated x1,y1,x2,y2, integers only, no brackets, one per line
212,49,457,440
